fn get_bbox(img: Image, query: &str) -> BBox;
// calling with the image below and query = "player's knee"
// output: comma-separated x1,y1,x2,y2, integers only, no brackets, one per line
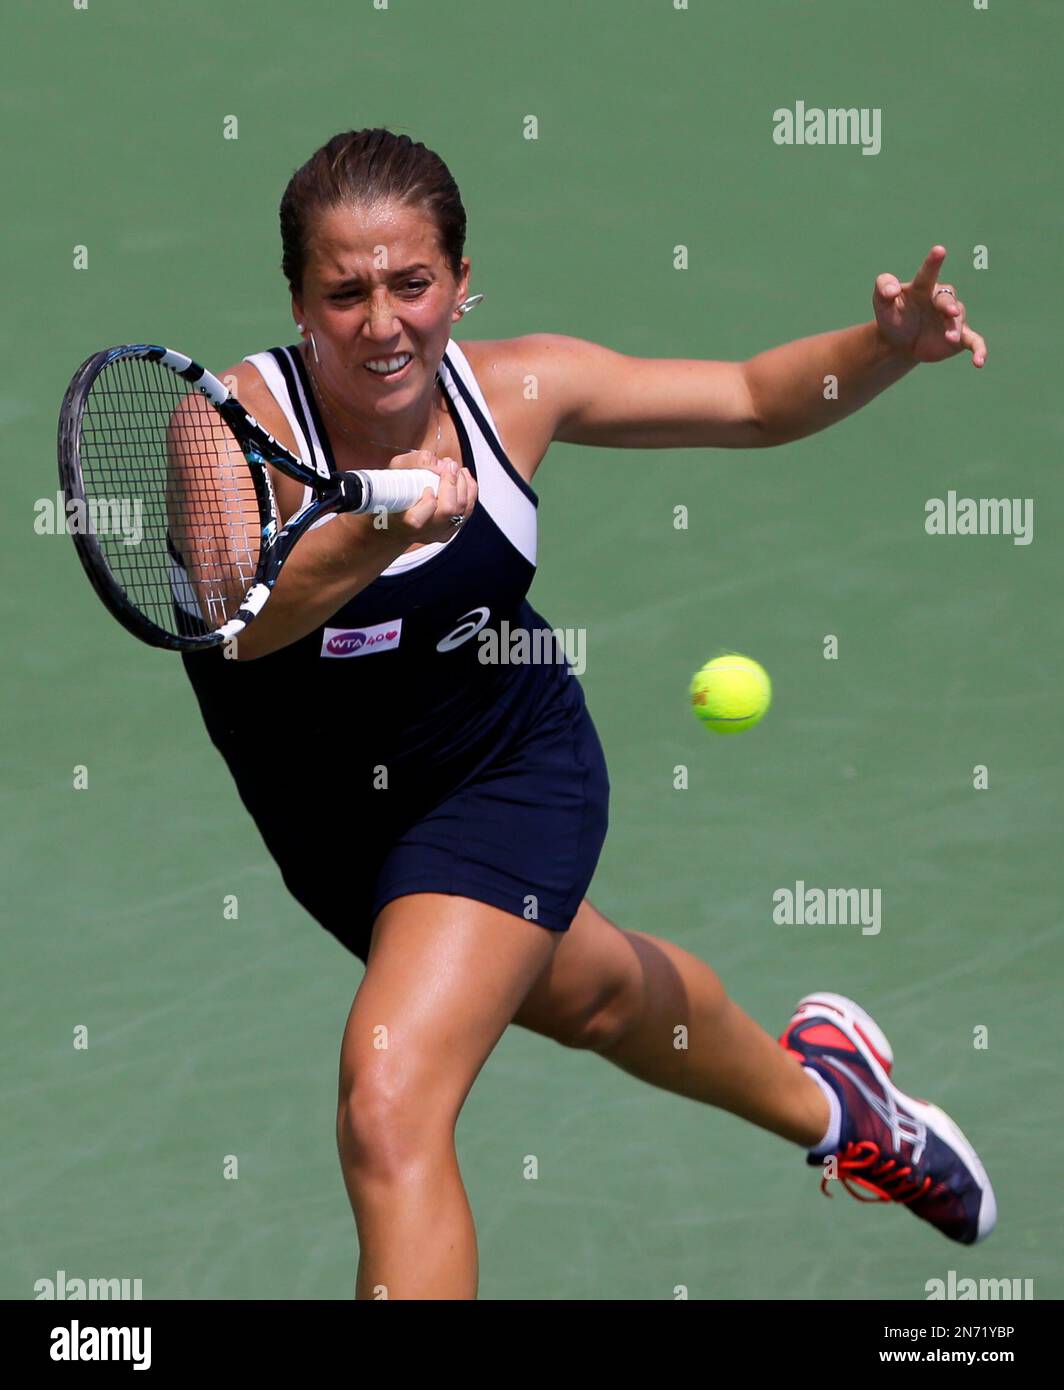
564,976,642,1053
336,1076,452,1179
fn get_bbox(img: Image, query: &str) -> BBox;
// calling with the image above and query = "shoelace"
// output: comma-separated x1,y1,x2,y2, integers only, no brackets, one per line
821,1140,934,1205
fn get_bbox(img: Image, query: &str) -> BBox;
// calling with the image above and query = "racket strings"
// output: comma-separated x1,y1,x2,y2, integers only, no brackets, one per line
77,357,263,636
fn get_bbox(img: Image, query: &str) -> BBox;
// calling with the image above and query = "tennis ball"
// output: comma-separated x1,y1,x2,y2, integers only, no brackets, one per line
690,653,772,734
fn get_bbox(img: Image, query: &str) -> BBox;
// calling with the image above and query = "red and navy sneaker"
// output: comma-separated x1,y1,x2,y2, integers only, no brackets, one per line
779,992,996,1245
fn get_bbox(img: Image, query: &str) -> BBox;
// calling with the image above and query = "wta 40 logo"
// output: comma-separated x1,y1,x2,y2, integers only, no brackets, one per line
321,620,402,658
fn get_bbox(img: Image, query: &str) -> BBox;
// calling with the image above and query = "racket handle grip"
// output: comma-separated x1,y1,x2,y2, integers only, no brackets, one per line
345,469,441,514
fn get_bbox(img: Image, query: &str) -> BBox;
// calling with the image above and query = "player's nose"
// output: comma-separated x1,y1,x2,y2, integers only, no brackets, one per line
363,289,404,332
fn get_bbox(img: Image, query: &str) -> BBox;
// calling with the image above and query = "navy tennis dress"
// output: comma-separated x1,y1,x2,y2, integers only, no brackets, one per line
181,339,610,963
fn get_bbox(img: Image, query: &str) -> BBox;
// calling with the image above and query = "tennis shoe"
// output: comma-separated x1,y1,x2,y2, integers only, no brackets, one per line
779,992,996,1245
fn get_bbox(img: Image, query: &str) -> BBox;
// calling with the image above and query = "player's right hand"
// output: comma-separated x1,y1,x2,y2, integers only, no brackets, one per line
391,450,477,544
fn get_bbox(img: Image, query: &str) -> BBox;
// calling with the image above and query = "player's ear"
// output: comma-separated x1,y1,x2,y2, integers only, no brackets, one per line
291,293,306,334
454,259,471,315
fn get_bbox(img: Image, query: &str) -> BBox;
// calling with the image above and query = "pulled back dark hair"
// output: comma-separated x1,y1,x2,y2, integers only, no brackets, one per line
279,128,466,297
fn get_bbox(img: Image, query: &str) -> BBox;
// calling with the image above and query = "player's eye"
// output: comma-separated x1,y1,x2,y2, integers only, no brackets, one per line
330,280,430,303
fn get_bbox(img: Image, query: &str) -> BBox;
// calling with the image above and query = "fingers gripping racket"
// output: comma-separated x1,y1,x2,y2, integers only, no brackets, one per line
57,344,442,651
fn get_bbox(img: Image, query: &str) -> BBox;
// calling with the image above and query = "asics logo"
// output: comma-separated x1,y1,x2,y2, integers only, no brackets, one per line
436,606,491,652
822,1056,928,1161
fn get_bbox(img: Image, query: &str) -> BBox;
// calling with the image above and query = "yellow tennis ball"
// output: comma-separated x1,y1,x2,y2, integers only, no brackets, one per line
690,654,772,734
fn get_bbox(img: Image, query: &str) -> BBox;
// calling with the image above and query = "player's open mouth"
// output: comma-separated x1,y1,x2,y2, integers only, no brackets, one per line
362,353,414,382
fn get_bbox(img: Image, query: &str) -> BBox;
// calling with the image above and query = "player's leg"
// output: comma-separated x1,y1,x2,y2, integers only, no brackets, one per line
512,898,829,1147
336,892,558,1300
514,902,995,1244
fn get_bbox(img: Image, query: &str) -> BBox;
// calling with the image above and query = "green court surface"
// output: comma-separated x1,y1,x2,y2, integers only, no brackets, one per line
3,0,1060,1300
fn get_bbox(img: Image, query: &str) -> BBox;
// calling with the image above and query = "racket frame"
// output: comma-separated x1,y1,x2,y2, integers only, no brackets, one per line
58,343,380,652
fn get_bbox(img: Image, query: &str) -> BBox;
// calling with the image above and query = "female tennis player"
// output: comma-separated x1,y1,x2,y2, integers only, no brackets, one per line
182,128,995,1298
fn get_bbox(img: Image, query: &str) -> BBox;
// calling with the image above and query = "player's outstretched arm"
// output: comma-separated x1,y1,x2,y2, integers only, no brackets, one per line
533,246,986,452
743,246,986,446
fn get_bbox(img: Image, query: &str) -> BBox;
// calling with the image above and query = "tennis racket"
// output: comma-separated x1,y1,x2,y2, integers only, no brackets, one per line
56,344,442,651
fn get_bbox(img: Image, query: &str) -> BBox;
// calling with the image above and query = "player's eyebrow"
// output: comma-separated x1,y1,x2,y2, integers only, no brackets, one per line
326,263,434,288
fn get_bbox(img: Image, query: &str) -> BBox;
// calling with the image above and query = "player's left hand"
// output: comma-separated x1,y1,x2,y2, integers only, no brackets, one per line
872,246,987,367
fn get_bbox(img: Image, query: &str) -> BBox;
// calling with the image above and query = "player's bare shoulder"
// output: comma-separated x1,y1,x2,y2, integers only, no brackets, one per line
461,333,573,413
217,360,295,445
217,357,305,517
459,335,569,481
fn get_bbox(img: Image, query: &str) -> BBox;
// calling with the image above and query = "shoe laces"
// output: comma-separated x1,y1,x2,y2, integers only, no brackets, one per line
820,1140,934,1206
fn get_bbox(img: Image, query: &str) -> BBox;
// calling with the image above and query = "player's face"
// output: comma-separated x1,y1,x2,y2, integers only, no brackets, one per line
294,199,470,412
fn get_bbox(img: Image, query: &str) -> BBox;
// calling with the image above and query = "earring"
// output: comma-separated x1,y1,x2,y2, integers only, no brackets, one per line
457,294,484,316
309,331,321,365
297,322,304,331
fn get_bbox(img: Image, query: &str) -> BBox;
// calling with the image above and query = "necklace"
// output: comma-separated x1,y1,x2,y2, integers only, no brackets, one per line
303,345,444,460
